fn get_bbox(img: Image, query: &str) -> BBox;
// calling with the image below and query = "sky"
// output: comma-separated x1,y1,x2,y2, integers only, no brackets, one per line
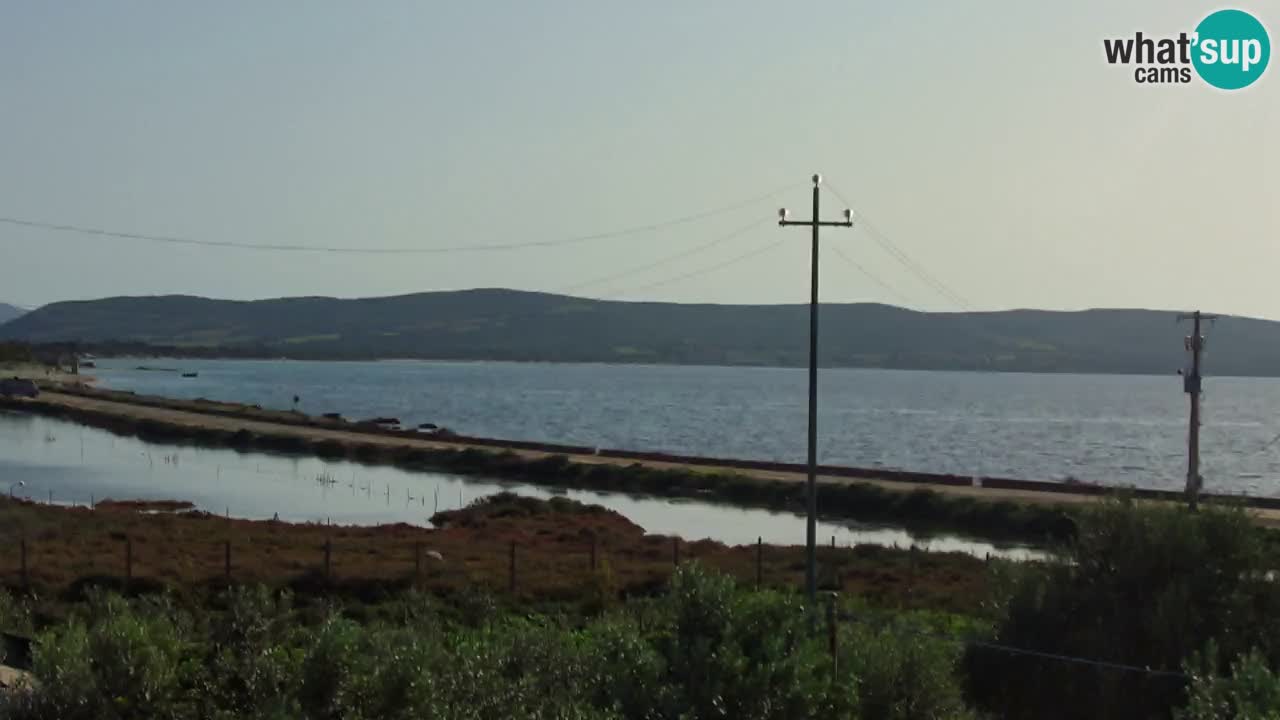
0,1,1276,317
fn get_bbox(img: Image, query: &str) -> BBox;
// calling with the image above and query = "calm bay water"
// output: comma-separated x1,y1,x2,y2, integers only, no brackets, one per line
88,358,1280,495
0,412,1035,558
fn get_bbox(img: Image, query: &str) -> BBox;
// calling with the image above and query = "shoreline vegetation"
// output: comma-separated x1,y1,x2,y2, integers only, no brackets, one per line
2,385,1081,545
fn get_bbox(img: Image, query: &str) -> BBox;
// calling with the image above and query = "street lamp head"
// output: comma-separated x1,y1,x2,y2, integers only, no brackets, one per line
811,173,822,186
778,207,789,220
843,208,853,222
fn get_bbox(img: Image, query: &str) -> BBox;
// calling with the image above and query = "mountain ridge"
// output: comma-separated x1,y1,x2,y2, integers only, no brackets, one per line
1,289,1275,376
0,302,26,325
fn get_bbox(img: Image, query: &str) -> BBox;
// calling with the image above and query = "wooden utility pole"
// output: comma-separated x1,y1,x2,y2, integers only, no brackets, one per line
779,174,854,604
1178,310,1218,510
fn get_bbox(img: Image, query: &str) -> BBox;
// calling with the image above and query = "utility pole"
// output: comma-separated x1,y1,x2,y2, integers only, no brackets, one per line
1177,310,1218,510
779,174,853,604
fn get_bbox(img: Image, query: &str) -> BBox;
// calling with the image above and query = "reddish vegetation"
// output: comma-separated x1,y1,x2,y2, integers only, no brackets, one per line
0,494,990,613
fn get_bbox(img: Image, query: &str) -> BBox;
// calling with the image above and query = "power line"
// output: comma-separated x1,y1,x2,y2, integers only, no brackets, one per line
824,181,976,311
837,610,1189,681
860,218,974,311
0,183,797,255
606,233,784,296
827,243,915,308
556,218,767,294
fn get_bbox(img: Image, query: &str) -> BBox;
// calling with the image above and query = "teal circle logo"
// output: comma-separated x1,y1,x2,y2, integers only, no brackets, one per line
1192,9,1270,90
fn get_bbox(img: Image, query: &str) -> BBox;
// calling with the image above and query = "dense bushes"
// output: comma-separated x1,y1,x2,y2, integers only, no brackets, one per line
0,567,973,720
968,498,1280,720
1180,650,1280,720
11,501,1280,718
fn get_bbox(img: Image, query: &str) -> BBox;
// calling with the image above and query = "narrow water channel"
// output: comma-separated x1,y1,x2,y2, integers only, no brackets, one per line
0,412,1041,560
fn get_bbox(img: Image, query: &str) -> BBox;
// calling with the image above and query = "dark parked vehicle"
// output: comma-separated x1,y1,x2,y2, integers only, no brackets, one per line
0,377,39,398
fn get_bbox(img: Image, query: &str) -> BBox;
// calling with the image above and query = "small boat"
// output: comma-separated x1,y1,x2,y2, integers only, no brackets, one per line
181,372,199,378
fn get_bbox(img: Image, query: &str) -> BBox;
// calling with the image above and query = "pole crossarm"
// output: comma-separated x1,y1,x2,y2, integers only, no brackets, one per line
780,220,855,228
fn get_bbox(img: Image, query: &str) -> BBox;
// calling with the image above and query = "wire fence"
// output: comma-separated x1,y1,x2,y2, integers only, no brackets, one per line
829,602,1189,682
0,522,780,596
0,517,1202,691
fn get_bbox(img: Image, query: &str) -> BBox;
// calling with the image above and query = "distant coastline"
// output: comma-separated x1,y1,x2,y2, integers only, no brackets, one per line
4,289,1277,376
51,349,1264,380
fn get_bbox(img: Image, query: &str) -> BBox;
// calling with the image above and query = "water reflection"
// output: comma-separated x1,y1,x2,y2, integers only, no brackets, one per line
0,412,1040,560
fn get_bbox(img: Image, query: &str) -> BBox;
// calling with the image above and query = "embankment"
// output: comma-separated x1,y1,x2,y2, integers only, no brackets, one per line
25,383,1270,509
2,388,1084,544
31,382,1280,543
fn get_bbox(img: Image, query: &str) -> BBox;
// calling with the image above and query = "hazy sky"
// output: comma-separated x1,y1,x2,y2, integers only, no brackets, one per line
1,1,1276,316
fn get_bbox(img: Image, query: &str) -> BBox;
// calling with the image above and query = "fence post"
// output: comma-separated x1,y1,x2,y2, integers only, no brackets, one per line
909,545,918,600
831,535,835,549
323,538,332,582
508,541,516,594
747,532,757,589
224,540,231,584
672,537,680,568
20,538,28,590
826,593,839,679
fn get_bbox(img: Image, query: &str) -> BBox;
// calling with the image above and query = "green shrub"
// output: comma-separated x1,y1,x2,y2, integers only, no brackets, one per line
17,595,193,720
297,614,363,719
1180,648,1280,720
843,619,975,720
430,619,621,720
651,564,858,720
0,588,32,636
336,627,443,720
198,587,302,719
578,617,670,718
969,498,1280,720
0,570,987,720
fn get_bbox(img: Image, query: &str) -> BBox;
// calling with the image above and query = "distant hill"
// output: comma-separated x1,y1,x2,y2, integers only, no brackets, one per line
2,289,1277,375
0,302,26,325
